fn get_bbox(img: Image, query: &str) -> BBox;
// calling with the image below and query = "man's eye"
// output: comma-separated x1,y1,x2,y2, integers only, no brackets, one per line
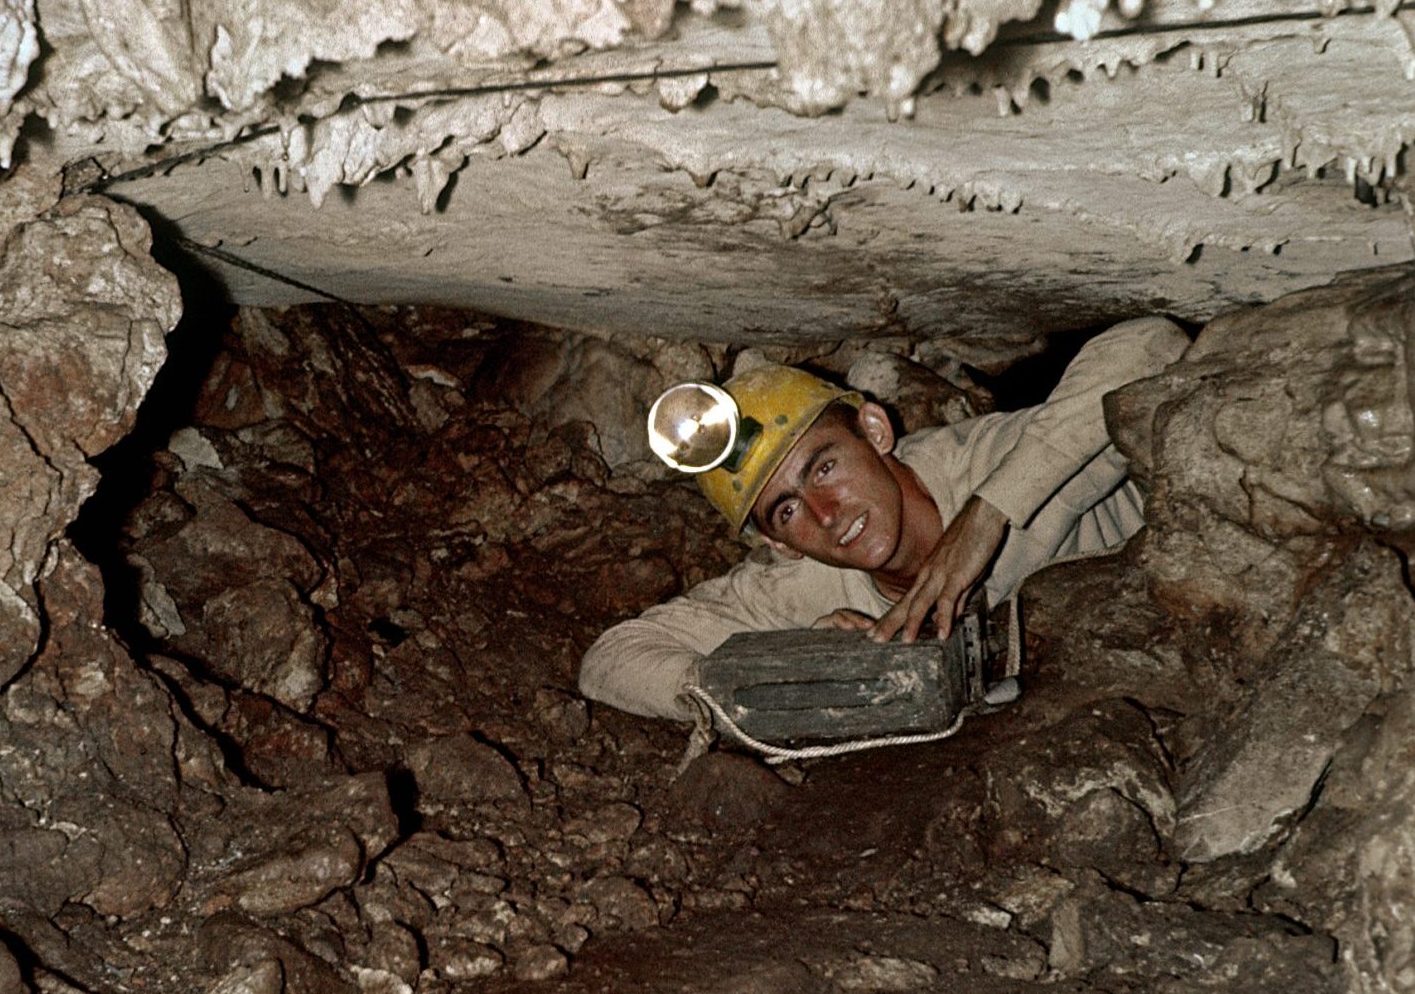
817,460,834,480
778,502,796,526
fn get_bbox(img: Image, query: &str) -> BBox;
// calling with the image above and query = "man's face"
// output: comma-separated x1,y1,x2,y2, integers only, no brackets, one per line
750,403,905,572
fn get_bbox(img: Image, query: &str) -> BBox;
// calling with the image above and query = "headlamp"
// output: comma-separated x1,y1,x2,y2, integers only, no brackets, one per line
647,381,761,474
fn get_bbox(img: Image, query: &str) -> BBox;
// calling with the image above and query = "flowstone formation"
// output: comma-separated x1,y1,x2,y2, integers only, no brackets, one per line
1,0,1409,351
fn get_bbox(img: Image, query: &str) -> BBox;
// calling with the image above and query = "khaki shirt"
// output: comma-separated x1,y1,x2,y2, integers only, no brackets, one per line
579,316,1189,720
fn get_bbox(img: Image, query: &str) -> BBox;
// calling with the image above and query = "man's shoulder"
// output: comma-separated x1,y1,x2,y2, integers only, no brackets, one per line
896,414,1004,459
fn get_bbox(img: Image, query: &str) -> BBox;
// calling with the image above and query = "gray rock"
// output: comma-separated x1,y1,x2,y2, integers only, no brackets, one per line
1047,876,1340,989
564,801,643,845
1111,266,1415,656
846,350,987,434
1255,685,1415,993
511,943,569,981
1175,541,1412,863
0,194,179,682
580,876,660,931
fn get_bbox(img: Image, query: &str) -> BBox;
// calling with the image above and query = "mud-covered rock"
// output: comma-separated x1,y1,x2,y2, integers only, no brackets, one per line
1020,552,1202,715
981,700,1176,895
578,876,660,931
564,801,643,846
0,549,189,922
199,912,356,994
127,478,329,710
511,943,569,981
425,935,503,981
405,733,527,812
663,753,792,834
0,945,23,993
191,774,398,917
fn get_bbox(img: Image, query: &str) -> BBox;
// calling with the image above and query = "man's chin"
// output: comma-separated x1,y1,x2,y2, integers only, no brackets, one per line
832,535,895,572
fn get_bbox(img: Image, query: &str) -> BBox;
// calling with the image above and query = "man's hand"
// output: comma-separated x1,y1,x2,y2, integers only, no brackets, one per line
869,496,1009,643
812,609,876,632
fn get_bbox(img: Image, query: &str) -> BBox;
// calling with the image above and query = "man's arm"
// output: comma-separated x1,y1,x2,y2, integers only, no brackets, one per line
870,494,1009,642
579,552,863,720
579,619,709,721
872,316,1189,642
970,315,1189,530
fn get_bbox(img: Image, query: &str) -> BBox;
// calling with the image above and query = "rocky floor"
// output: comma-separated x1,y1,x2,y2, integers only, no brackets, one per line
5,269,1414,992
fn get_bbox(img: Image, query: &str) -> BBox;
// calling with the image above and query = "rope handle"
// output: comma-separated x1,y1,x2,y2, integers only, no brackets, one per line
684,684,970,765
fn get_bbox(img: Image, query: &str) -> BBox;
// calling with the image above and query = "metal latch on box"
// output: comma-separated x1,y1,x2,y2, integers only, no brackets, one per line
685,596,1018,762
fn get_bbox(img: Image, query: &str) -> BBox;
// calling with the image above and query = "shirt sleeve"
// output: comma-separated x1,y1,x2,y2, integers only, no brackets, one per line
577,551,866,721
972,316,1189,529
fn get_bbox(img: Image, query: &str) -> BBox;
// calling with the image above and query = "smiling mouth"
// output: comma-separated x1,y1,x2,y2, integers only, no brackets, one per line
838,512,867,547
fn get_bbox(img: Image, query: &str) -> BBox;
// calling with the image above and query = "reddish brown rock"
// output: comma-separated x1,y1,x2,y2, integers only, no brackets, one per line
0,192,179,683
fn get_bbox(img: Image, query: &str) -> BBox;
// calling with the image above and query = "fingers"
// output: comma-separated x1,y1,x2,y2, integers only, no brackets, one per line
813,609,875,631
870,572,955,643
868,599,909,643
936,579,977,640
900,589,936,643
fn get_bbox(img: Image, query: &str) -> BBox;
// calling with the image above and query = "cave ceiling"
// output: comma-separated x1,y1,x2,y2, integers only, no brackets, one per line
5,0,1413,361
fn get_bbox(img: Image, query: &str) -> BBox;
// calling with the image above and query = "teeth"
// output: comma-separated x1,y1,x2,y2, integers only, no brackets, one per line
839,514,866,546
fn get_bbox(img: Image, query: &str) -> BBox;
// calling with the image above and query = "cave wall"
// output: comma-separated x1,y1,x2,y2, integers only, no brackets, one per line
1023,263,1415,993
0,166,177,684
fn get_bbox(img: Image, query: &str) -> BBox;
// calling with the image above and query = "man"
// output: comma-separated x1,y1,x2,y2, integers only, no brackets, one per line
579,316,1189,721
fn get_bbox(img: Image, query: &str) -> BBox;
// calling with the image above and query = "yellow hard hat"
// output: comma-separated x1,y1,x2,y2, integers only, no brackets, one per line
648,364,861,534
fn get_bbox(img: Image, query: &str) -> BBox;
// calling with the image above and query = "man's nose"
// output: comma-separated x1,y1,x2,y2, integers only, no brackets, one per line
804,489,838,527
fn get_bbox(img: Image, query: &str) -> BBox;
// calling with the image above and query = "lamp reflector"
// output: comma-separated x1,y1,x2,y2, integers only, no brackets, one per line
647,382,739,473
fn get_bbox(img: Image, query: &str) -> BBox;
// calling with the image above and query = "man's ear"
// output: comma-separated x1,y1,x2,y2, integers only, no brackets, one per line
857,402,896,455
762,535,805,560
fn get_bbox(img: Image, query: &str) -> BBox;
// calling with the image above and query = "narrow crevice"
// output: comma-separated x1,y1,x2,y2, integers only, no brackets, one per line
5,940,100,994
2,565,49,695
379,766,423,859
1123,695,1180,773
67,240,230,634
137,651,275,791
